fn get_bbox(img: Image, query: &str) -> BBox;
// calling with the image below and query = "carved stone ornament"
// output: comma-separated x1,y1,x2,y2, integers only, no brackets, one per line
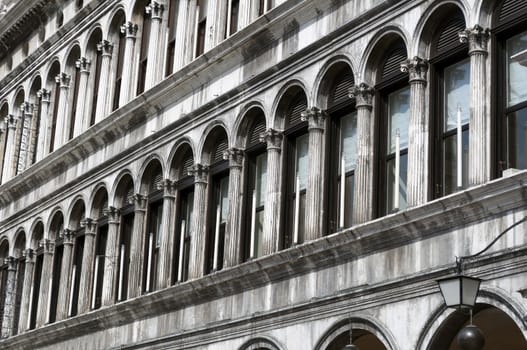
145,2,164,20
37,88,51,102
121,22,139,37
55,72,71,88
61,229,75,245
81,218,97,234
223,148,244,168
97,40,114,56
158,179,177,197
400,56,428,84
23,248,35,263
5,114,17,129
39,238,54,253
459,25,490,55
133,194,148,210
4,256,16,271
301,106,327,131
349,83,374,109
188,164,209,184
75,57,91,72
259,128,283,151
20,102,34,117
103,206,120,223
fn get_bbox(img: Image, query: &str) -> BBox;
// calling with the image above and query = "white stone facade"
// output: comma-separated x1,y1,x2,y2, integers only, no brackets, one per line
0,0,526,349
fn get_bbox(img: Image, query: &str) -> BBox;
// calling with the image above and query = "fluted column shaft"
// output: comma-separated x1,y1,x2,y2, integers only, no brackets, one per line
188,164,208,279
301,107,326,240
238,0,251,29
93,40,113,123
2,115,17,181
26,100,39,167
35,89,50,162
173,0,194,71
77,219,97,314
102,207,119,306
17,103,33,173
18,249,34,333
36,239,53,327
401,57,429,207
223,148,244,267
55,230,74,320
205,0,223,50
260,129,283,254
350,83,375,224
145,2,164,90
128,195,147,298
73,58,90,137
53,73,71,150
119,23,138,104
460,25,490,185
157,180,176,289
1,257,17,337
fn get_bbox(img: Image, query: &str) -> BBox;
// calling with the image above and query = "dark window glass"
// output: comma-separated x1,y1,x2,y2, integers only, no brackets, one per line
116,211,133,302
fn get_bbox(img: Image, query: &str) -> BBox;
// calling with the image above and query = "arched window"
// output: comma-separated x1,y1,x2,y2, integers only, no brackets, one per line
91,188,108,310
115,175,134,302
374,36,409,216
195,0,208,57
47,61,61,153
65,46,81,141
321,63,356,232
425,6,469,197
28,222,44,330
28,77,42,167
68,201,85,318
86,29,103,127
108,10,126,111
136,0,151,95
225,0,240,38
141,160,163,293
11,232,26,336
0,240,9,333
204,127,229,274
48,211,64,323
494,0,527,174
171,145,194,284
165,0,178,76
242,109,267,260
13,89,25,176
0,102,9,184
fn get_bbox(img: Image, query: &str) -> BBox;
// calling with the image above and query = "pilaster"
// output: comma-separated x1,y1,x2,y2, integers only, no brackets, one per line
53,72,71,150
35,239,54,327
102,206,120,306
94,40,114,124
128,194,147,298
188,164,208,279
145,2,165,89
55,230,74,320
73,57,91,137
119,22,139,104
157,179,177,289
223,148,244,267
78,218,97,314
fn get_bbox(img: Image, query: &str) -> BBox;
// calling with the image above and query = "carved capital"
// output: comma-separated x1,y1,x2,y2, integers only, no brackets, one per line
459,25,490,55
121,22,139,38
4,256,16,271
349,83,374,109
158,179,177,197
37,88,51,102
97,40,114,56
39,239,54,254
188,164,209,184
61,229,75,245
145,2,164,20
5,114,16,129
133,194,147,211
259,128,283,151
75,57,91,73
21,102,34,117
301,106,327,131
400,56,428,84
55,72,71,88
23,248,35,263
223,148,244,168
103,206,120,223
81,218,97,234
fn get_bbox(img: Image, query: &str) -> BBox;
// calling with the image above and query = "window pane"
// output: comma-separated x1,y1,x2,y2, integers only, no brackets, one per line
296,133,309,189
255,153,267,206
507,107,527,169
341,112,357,172
388,87,410,153
444,59,470,130
443,130,469,194
386,154,408,212
507,31,527,107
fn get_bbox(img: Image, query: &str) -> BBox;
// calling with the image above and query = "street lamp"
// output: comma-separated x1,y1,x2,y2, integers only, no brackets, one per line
436,216,527,350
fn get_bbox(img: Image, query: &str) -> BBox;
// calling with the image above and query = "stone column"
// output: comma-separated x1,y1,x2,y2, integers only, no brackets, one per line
128,194,147,298
36,239,53,328
26,100,40,167
102,207,119,306
349,83,375,224
16,103,33,174
173,0,194,71
55,230,74,321
1,115,17,182
18,249,34,333
76,219,96,314
1,257,17,337
188,164,208,279
205,0,223,50
156,180,176,289
260,129,283,255
459,25,490,186
301,107,326,241
145,2,165,90
53,73,71,151
73,58,90,137
238,0,251,29
401,56,429,207
94,40,113,123
119,22,139,104
223,148,244,267
35,89,50,162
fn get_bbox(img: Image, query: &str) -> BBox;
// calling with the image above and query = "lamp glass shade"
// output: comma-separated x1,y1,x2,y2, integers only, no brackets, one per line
437,275,481,308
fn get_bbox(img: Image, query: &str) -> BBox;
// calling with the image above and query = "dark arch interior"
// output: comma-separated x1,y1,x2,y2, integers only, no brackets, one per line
116,175,135,208
203,127,229,165
69,200,86,230
429,303,527,350
170,144,194,180
319,62,355,110
326,328,387,350
141,160,163,193
49,212,64,240
276,86,307,129
92,188,109,219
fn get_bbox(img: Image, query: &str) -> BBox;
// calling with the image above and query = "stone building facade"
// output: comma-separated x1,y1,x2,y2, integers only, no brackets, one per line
0,0,526,349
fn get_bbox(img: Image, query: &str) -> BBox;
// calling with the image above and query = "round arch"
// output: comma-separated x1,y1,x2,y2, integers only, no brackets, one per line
234,103,267,148
46,207,64,237
111,170,135,208
88,183,109,219
83,24,103,54
106,5,127,39
13,228,27,257
168,139,196,180
270,79,309,129
312,54,356,109
199,122,230,165
238,336,284,350
137,155,165,194
29,220,45,249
